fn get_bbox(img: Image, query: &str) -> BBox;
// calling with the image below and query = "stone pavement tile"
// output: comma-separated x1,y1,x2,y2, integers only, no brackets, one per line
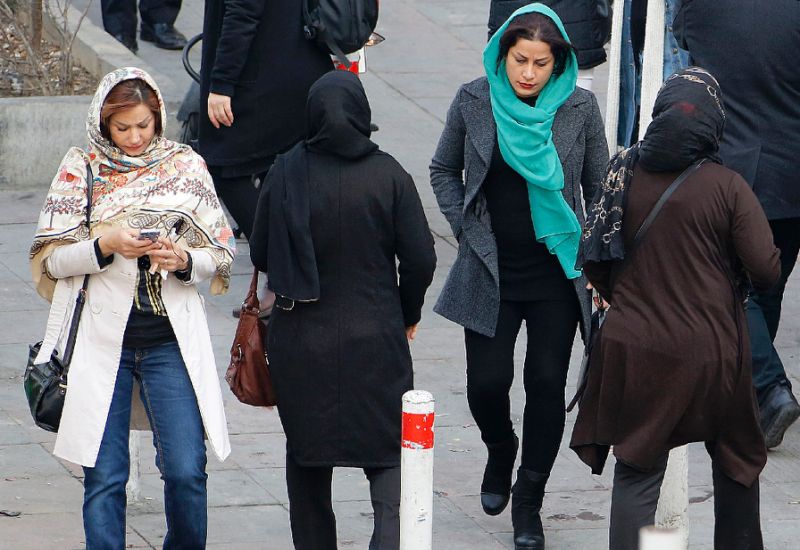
128,503,293,548
0,223,42,255
226,433,287,470
0,252,39,286
0,420,55,447
0,277,48,312
0,443,68,478
135,468,280,509
540,527,609,549
0,309,48,346
0,474,83,515
762,434,800,485
0,190,47,223
0,511,92,550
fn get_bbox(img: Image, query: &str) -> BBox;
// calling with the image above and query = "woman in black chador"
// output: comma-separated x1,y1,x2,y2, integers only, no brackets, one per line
249,71,437,550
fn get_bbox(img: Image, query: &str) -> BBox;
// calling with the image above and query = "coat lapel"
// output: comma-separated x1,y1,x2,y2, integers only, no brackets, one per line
461,98,496,167
552,92,587,165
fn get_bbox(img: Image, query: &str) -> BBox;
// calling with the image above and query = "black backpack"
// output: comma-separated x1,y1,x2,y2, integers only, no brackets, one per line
302,0,379,67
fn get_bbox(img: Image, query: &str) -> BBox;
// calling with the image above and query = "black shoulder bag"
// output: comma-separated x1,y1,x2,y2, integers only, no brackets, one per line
24,163,94,432
567,159,705,412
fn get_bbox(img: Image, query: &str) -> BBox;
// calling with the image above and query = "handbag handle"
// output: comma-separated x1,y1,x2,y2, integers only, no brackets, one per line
60,163,94,371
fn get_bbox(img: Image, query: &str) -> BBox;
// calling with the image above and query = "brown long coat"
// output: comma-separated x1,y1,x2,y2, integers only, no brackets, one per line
570,162,780,486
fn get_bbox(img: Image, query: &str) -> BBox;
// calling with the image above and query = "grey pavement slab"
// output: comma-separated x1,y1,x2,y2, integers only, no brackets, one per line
1,0,798,548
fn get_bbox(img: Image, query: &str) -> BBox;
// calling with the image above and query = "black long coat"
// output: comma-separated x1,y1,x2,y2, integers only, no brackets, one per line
673,0,800,219
199,0,332,171
250,151,437,467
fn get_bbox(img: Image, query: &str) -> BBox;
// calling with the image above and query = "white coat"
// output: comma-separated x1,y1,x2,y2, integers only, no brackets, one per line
35,239,231,467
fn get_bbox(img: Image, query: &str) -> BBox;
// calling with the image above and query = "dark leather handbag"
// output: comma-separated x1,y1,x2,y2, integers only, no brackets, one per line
225,268,278,407
24,163,93,432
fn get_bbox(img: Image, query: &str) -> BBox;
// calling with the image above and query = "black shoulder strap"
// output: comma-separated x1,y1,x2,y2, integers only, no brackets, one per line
630,159,705,251
60,163,93,370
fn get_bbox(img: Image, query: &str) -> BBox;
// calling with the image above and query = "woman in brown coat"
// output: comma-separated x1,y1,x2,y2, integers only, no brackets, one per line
570,68,780,550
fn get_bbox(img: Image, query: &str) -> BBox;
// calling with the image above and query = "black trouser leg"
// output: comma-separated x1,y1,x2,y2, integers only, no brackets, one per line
100,0,137,37
753,217,800,340
364,466,400,550
285,453,337,550
519,299,579,472
711,464,763,549
212,173,261,240
465,301,523,446
750,217,800,396
609,453,669,550
706,443,763,550
139,0,182,26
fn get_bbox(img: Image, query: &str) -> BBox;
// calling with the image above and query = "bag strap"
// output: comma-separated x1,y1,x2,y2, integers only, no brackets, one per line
630,159,705,252
60,163,93,371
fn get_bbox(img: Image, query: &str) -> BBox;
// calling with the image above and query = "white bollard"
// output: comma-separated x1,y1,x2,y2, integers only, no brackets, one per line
639,525,683,550
399,390,435,550
126,430,141,502
655,447,688,547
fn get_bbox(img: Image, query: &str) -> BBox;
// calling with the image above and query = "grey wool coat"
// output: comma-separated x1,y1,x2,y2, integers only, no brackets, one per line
429,77,609,338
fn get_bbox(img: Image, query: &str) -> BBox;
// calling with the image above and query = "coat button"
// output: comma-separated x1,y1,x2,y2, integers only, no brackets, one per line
90,303,102,314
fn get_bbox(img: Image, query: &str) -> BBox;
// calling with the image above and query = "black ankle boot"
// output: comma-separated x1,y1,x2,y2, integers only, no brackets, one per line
511,469,548,550
480,433,519,515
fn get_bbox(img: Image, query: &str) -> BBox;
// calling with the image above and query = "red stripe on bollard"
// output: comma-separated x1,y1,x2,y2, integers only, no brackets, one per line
402,412,434,450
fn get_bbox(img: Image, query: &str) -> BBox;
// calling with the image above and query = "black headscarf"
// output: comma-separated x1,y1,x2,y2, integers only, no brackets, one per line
578,67,725,266
306,71,378,159
264,71,377,305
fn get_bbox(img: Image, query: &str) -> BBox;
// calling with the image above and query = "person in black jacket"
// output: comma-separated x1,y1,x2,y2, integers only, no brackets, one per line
249,71,436,550
488,0,610,91
101,0,187,53
674,0,800,450
199,0,332,240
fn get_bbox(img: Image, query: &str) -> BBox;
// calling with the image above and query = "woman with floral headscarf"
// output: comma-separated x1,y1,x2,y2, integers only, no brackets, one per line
571,68,780,549
429,4,608,548
30,67,235,548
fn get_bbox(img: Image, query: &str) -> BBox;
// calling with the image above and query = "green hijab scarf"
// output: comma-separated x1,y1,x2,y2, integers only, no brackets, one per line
482,3,581,279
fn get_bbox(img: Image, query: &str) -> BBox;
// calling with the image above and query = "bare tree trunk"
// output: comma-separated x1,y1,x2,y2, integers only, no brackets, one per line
30,0,42,53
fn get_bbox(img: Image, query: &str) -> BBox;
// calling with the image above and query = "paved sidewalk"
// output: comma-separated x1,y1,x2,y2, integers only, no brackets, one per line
2,1,800,548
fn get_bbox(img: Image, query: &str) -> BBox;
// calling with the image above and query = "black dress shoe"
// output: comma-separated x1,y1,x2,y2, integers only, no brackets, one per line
140,22,187,50
112,33,138,54
480,433,518,516
760,383,800,449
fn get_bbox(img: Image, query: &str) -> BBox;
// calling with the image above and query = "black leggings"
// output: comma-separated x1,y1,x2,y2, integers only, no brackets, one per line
465,299,579,473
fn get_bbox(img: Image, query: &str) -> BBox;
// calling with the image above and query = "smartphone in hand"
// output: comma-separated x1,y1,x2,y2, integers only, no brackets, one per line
138,229,160,242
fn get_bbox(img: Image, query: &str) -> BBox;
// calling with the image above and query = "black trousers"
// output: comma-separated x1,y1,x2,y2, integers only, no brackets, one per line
749,217,800,396
213,174,261,240
101,0,181,38
610,450,763,550
464,298,579,473
286,453,400,550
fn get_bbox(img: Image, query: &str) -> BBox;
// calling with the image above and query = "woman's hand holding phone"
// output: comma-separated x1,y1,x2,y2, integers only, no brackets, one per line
146,237,189,273
98,228,160,259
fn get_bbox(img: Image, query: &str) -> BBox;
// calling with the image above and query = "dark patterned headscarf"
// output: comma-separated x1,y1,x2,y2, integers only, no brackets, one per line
578,67,725,266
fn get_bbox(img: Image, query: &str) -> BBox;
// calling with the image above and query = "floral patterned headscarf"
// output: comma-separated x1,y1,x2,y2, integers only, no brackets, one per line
30,67,235,299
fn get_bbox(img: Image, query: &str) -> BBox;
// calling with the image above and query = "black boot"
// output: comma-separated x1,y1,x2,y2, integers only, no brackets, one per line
511,469,548,550
480,433,519,515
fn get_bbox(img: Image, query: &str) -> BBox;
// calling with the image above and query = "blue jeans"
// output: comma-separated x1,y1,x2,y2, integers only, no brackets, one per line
618,0,690,147
82,341,208,550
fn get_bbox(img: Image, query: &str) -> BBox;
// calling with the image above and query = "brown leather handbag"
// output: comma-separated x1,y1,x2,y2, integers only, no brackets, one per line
225,269,277,406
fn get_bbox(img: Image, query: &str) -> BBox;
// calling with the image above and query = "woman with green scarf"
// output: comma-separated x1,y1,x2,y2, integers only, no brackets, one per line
429,4,608,548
